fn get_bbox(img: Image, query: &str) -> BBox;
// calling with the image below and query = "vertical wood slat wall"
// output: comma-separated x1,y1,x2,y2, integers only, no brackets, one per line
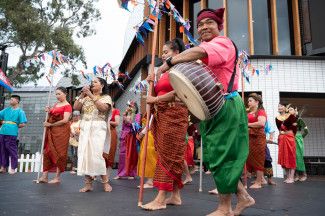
292,0,302,56
223,0,228,37
247,0,254,55
183,0,190,44
270,0,279,55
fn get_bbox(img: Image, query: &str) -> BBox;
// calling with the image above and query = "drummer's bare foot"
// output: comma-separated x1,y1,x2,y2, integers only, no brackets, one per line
165,195,182,206
249,183,262,189
208,188,219,195
48,177,61,184
141,200,166,211
234,194,255,216
183,177,192,185
207,209,234,216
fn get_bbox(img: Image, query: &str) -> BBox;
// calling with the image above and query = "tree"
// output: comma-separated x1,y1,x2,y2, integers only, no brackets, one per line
0,0,101,86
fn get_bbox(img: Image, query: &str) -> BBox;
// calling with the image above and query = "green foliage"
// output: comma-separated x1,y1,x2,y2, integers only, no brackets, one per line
0,0,101,86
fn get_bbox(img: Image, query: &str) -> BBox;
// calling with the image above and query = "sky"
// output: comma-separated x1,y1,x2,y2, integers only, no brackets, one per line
7,0,132,86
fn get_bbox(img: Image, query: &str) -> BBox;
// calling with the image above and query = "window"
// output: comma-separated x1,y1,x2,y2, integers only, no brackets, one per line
208,0,223,9
192,1,201,40
227,0,249,52
276,0,292,55
208,0,224,36
252,0,272,55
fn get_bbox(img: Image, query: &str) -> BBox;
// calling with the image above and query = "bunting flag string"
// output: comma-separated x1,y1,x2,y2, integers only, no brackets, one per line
129,79,149,94
126,0,198,46
21,50,72,77
238,51,273,84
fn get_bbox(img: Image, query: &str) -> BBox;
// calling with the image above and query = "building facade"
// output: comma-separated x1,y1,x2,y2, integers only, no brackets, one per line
115,0,325,177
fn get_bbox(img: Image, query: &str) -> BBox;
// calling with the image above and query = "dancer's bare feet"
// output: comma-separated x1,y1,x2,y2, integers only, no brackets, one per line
234,194,255,216
205,170,211,175
48,177,61,184
183,177,193,185
34,175,48,183
261,177,267,185
113,176,120,180
208,188,219,195
299,176,307,182
8,169,16,175
137,183,154,189
79,184,93,192
165,196,182,206
79,178,93,192
0,167,5,173
128,176,135,180
268,179,277,185
141,200,167,211
249,183,262,189
207,209,234,216
102,181,112,192
284,179,294,184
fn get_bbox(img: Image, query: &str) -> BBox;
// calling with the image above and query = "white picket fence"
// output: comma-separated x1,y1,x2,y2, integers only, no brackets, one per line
8,152,42,173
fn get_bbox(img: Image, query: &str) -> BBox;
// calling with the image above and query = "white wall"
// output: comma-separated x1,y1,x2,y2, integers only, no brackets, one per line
242,58,325,177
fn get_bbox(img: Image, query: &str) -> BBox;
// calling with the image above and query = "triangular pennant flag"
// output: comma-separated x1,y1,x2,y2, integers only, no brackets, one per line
142,21,154,32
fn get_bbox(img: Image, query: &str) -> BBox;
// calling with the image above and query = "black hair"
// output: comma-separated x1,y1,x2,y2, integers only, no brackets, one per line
97,77,110,95
165,38,186,53
56,86,68,95
11,95,21,103
248,93,264,110
134,102,139,114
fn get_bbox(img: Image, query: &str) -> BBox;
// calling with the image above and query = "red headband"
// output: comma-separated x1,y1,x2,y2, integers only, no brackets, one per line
197,8,225,31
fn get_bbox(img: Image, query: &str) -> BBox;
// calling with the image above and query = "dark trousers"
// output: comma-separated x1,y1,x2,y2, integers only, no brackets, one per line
0,134,18,169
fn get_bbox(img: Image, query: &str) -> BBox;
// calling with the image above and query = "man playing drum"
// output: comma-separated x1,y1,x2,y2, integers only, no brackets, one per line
156,8,254,216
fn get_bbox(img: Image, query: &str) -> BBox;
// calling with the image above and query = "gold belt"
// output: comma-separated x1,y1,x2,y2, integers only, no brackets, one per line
3,121,17,125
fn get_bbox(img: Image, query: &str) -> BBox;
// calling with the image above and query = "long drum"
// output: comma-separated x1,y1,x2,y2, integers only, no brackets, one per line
169,62,225,120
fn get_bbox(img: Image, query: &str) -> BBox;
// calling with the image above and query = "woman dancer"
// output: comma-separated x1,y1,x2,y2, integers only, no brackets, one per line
115,101,139,179
142,38,188,210
276,103,298,183
74,77,112,192
246,93,267,189
69,110,81,175
294,107,309,181
105,102,120,180
137,114,157,188
38,87,72,183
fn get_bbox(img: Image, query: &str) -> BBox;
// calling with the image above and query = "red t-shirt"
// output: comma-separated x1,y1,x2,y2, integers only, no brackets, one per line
154,72,174,96
110,109,120,121
247,109,267,124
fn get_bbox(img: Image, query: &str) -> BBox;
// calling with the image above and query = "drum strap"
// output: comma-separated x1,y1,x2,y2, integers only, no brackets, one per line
227,40,238,93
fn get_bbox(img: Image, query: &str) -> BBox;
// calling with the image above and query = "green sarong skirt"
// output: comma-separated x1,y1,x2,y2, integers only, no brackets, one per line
295,133,306,172
200,93,248,194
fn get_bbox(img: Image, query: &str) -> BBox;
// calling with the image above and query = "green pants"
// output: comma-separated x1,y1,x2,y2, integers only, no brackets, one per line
200,94,248,194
